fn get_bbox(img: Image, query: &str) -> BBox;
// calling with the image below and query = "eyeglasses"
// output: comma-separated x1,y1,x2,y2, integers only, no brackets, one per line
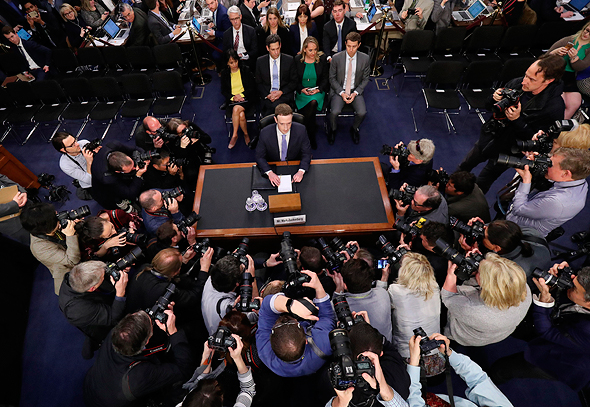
64,10,74,15
415,139,422,153
65,138,78,148
412,198,426,208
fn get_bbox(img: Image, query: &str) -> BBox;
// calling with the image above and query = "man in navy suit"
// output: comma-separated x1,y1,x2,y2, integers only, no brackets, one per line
256,104,312,187
2,25,51,81
323,0,357,60
222,6,257,69
204,0,231,41
255,34,298,117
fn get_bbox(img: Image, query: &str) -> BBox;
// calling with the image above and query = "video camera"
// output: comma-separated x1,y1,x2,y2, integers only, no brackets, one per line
38,173,70,202
280,232,314,299
532,266,575,290
434,239,483,282
146,282,176,323
132,150,160,169
493,88,524,118
333,294,364,331
413,327,445,353
328,328,375,390
514,119,578,154
496,153,552,178
175,211,201,235
105,246,143,282
449,216,485,246
232,237,250,268
208,326,237,352
389,185,417,206
57,205,90,229
235,272,260,312
377,235,408,266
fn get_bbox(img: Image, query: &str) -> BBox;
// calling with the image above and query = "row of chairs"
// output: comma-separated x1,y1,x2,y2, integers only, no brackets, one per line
0,71,186,145
409,58,537,133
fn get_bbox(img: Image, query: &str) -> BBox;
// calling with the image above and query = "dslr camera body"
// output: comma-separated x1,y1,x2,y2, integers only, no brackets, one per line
235,272,261,312
333,294,364,330
329,328,375,390
57,205,90,228
532,266,575,290
377,235,408,266
413,327,445,353
105,246,143,282
493,88,524,118
279,231,314,299
208,326,237,352
132,150,160,169
390,185,417,206
175,211,201,235
449,216,485,246
435,238,483,282
496,153,552,178
146,282,177,323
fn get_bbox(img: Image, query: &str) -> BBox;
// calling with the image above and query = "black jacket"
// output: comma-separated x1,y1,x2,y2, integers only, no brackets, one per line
258,25,292,56
239,2,260,28
220,64,258,104
125,8,151,47
255,53,298,100
322,16,357,58
222,23,258,61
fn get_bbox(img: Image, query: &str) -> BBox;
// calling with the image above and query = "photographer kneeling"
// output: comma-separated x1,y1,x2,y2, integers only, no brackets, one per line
381,139,435,192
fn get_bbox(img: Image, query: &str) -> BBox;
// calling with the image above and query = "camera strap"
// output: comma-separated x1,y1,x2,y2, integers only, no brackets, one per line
216,296,234,319
305,325,328,360
285,298,319,318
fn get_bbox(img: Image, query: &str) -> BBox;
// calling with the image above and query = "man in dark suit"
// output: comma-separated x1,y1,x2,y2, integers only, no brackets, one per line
120,3,150,47
204,0,231,41
222,5,257,69
328,31,370,144
1,25,51,80
323,0,357,60
0,0,27,27
256,104,312,187
23,1,67,48
255,34,298,117
145,0,182,44
239,0,262,29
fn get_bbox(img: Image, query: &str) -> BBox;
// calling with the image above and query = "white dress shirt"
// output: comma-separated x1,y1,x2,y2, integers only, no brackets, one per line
17,42,40,70
232,24,246,55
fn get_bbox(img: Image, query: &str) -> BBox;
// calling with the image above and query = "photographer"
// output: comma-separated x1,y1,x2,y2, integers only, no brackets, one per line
491,262,590,391
202,254,259,335
139,188,186,236
256,269,336,377
144,219,199,262
505,147,590,237
52,132,101,201
21,202,81,295
142,150,185,192
407,333,513,407
551,122,590,151
384,139,435,192
458,54,566,193
58,260,129,359
166,118,213,169
135,116,167,151
415,221,453,286
84,308,194,407
91,141,149,210
442,253,531,347
445,171,490,224
395,184,449,225
458,218,551,279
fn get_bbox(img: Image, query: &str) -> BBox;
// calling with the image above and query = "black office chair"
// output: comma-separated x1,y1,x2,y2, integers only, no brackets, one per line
259,112,305,130
459,60,503,124
152,43,184,75
119,73,154,138
50,48,80,80
88,76,125,140
390,30,435,96
431,27,468,67
0,86,17,143
101,46,132,77
30,80,70,142
127,45,158,76
151,70,187,117
496,25,537,62
530,21,582,57
496,57,535,87
463,25,505,62
4,81,42,145
60,77,98,138
76,47,108,78
411,61,465,134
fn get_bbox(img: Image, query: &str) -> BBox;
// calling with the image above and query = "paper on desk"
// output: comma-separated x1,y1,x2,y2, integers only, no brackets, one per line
356,22,371,30
278,175,293,193
287,2,299,10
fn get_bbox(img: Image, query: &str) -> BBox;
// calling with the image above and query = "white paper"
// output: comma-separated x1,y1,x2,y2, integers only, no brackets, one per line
278,175,293,193
287,2,299,10
284,10,296,18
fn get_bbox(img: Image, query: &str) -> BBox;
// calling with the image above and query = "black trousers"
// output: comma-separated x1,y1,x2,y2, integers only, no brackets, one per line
489,352,557,385
458,140,509,194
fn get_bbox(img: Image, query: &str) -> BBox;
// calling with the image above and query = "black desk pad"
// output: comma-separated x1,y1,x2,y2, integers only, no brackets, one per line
197,161,389,230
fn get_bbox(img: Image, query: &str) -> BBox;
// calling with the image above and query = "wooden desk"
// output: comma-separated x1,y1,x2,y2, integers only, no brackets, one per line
192,157,395,238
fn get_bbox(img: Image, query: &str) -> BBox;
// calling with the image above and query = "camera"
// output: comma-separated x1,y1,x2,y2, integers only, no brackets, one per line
389,185,417,206
154,126,179,143
116,227,147,246
161,186,184,201
449,216,485,246
235,272,261,312
434,238,483,282
413,327,445,353
146,282,176,324
279,232,314,298
202,144,216,165
232,237,250,268
380,143,410,167
83,138,102,154
395,217,426,243
105,246,143,282
377,235,408,266
532,266,575,290
168,156,189,167
38,173,71,202
175,211,201,235
333,294,364,331
318,237,347,272
515,119,579,154
132,150,160,169
278,231,299,275
56,205,91,228
328,328,375,390
406,7,416,15
207,326,237,352
330,237,359,260
186,237,211,258
493,88,524,117
496,153,552,178
426,168,449,188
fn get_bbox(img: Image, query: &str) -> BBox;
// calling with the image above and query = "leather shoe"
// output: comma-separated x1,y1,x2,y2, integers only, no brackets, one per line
328,130,336,145
351,127,360,144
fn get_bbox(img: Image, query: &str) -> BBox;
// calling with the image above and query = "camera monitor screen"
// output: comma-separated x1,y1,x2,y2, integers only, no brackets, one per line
467,0,485,18
103,18,121,38
192,16,201,32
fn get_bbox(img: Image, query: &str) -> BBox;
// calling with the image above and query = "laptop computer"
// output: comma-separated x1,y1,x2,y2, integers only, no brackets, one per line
103,17,129,39
355,2,378,24
192,16,202,34
452,0,486,22
563,0,590,20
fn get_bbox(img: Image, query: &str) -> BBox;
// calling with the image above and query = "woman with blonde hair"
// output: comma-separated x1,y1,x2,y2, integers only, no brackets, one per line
258,7,292,55
553,123,590,151
60,3,91,48
377,252,440,360
80,0,109,28
442,252,532,347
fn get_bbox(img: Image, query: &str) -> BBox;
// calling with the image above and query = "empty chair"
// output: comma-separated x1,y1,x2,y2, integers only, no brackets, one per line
459,60,503,123
432,27,468,66
127,45,158,75
119,73,154,137
88,76,125,140
496,25,537,61
4,81,42,144
392,30,435,96
50,48,80,80
101,46,132,77
0,87,15,142
151,70,187,117
60,77,98,137
76,47,108,78
152,43,184,74
30,80,70,141
463,25,505,62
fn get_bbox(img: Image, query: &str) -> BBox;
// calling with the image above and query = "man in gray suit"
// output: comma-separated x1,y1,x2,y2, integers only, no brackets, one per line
328,31,370,145
145,0,182,44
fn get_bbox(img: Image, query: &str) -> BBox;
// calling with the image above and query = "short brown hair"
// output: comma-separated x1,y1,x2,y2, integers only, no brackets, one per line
270,315,306,361
1,25,13,36
535,53,565,82
553,147,590,180
274,103,293,117
346,31,361,44
332,0,344,9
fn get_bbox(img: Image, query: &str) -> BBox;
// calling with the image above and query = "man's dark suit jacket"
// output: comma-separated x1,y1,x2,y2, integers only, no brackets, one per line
5,38,51,75
147,9,174,44
322,16,357,58
255,122,312,173
212,3,231,39
289,21,319,55
255,53,298,101
222,23,258,61
239,3,260,28
0,0,26,26
30,8,67,48
125,8,150,47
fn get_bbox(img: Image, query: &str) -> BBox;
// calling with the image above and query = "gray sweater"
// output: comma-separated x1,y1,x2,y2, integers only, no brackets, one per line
442,284,531,347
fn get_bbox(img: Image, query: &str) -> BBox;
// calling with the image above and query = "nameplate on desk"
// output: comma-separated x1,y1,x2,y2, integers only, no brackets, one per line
274,214,306,226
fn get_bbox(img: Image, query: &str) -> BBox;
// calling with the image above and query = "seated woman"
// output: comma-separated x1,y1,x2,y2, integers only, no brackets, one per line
80,0,109,29
294,36,327,149
258,7,292,56
377,252,441,368
302,0,324,39
60,3,91,48
159,0,179,24
220,49,257,149
289,4,319,55
549,20,590,119
442,253,532,347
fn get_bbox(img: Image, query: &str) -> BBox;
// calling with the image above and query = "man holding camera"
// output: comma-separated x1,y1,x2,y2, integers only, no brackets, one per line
58,260,129,359
458,54,566,194
506,147,590,237
395,184,449,225
139,188,186,236
52,132,101,201
445,171,491,224
84,308,194,407
135,116,167,152
91,142,149,210
384,139,435,192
